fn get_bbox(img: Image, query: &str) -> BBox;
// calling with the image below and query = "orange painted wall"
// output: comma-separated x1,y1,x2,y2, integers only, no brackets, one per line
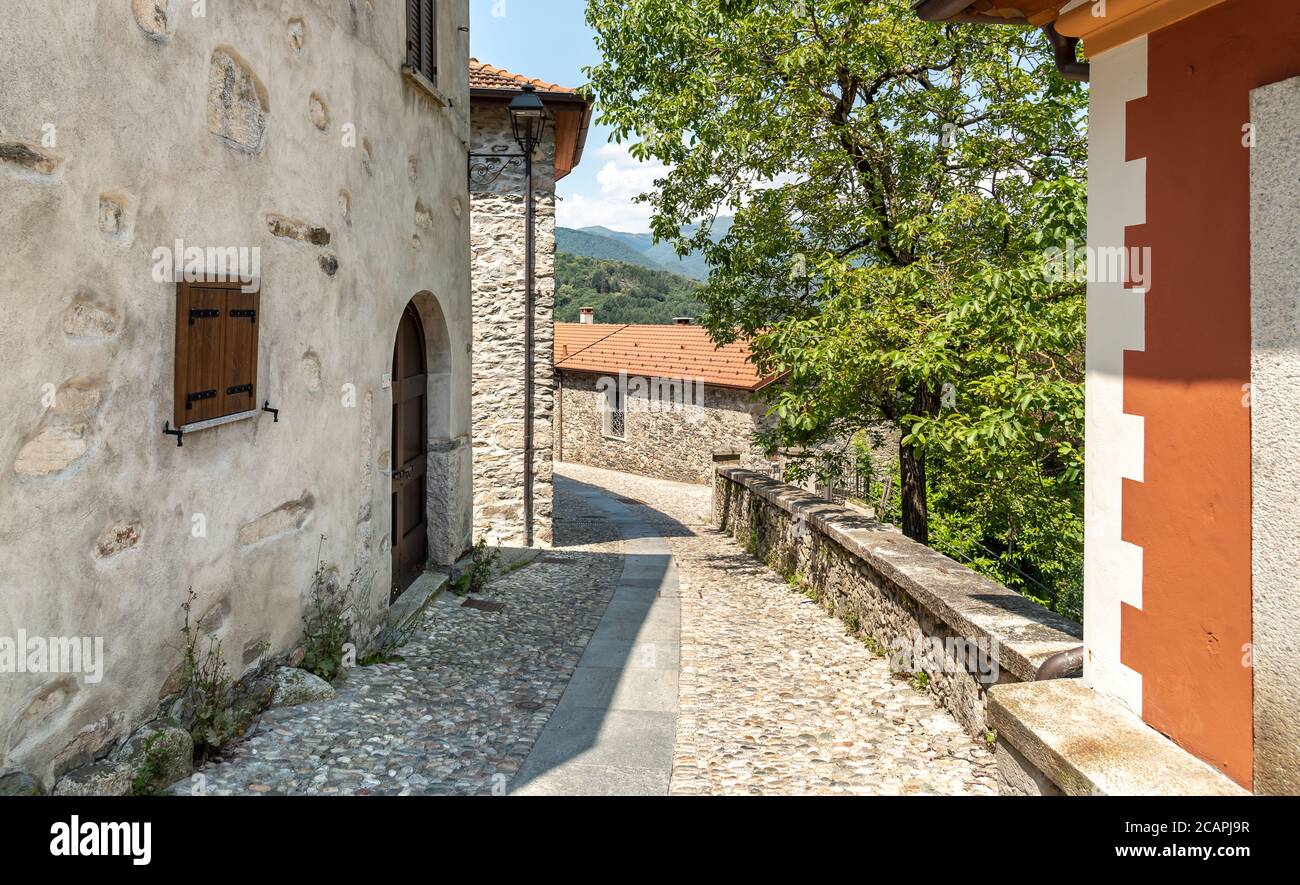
1119,0,1300,788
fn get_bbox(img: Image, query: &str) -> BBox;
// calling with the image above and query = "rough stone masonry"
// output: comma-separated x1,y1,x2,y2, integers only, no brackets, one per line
469,104,558,547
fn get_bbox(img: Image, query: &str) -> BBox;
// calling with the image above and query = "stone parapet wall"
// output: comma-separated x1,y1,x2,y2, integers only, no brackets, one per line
559,371,771,485
713,467,1084,738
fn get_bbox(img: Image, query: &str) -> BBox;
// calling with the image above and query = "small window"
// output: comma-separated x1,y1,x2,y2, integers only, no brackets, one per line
174,279,261,429
405,0,438,86
601,383,626,442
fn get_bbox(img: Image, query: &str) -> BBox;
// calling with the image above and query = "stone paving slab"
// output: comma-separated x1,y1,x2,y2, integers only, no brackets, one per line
509,479,681,796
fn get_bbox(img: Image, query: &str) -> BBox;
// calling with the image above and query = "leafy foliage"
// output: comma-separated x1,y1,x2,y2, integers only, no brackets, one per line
556,253,704,324
301,562,354,683
453,538,502,597
585,0,1087,616
177,591,237,763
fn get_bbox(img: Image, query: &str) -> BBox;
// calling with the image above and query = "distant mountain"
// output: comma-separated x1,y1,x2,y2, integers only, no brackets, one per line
555,217,732,282
555,254,704,325
555,228,665,271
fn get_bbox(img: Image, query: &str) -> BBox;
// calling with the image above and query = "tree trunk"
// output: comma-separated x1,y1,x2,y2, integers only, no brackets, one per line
899,385,939,545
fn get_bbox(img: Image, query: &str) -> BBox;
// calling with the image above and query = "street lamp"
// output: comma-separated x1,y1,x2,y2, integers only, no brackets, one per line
509,85,547,548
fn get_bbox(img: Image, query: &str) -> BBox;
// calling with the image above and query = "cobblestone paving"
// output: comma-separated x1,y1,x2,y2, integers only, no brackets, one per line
558,463,999,796
179,481,624,796
183,464,995,796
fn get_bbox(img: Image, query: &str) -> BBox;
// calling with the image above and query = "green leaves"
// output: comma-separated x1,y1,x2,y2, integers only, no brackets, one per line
586,0,1087,616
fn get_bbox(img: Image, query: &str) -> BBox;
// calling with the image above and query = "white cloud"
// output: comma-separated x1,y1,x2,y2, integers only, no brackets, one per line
557,142,669,233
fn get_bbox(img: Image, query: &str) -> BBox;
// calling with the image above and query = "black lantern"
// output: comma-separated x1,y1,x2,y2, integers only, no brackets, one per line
509,84,548,155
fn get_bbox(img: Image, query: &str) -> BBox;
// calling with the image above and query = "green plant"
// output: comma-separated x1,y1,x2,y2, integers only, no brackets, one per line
985,730,998,747
842,611,861,635
131,734,169,796
912,671,931,692
178,591,236,764
862,635,883,657
586,0,1088,619
784,570,803,588
301,553,353,683
454,538,501,597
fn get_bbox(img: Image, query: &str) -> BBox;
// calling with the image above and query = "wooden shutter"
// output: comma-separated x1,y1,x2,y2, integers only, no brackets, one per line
222,286,260,417
406,0,421,71
421,0,437,83
406,0,437,84
174,280,260,428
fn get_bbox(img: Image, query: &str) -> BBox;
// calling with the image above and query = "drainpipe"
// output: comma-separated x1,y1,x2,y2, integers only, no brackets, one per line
911,2,1091,83
556,369,564,463
1036,646,1085,680
523,142,535,548
1042,22,1090,83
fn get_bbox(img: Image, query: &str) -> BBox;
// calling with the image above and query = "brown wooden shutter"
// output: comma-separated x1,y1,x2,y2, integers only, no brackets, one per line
174,280,261,428
406,0,421,71
421,0,437,83
222,286,260,417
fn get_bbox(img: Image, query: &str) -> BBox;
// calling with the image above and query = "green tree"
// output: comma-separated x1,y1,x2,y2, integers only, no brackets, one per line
585,0,1088,613
555,254,705,324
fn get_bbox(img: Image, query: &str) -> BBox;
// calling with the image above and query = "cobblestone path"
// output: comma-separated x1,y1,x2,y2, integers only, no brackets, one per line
178,479,625,796
180,464,996,796
558,463,999,796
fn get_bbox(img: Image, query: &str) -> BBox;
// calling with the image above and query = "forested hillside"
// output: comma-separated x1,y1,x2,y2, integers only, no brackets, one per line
555,253,704,325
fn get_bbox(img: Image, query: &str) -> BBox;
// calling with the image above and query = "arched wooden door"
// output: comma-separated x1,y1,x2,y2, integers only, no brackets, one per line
391,303,428,600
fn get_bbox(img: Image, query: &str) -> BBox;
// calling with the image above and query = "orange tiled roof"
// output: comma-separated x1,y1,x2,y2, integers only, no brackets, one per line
554,324,776,392
469,58,575,94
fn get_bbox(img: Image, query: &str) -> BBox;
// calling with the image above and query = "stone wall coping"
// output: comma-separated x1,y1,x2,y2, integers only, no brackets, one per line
717,467,1082,682
988,679,1249,796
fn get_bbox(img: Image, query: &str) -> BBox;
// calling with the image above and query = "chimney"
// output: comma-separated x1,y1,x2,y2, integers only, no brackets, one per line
580,307,595,325
673,317,693,326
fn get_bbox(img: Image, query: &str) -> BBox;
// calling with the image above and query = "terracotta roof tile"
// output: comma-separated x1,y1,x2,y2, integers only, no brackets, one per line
554,324,776,392
469,59,575,94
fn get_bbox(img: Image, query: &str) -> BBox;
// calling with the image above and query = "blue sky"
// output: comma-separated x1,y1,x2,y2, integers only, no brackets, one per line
470,0,664,232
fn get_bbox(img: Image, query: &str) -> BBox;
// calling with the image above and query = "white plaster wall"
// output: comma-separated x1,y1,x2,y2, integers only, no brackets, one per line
0,0,471,784
1249,74,1300,796
1082,38,1147,714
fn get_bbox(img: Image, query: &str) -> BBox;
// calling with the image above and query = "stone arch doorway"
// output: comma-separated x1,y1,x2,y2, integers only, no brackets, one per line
391,302,428,599
391,292,458,601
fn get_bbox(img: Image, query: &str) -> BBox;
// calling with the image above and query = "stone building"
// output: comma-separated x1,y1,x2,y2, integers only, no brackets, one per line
555,322,776,485
0,1,473,789
469,62,592,546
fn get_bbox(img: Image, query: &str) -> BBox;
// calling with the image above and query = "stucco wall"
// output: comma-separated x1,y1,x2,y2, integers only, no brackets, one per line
1249,74,1300,796
1082,36,1147,720
469,105,556,547
558,370,772,485
0,0,472,785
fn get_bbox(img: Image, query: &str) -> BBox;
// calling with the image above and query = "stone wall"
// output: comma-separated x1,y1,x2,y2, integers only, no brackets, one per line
558,371,772,485
469,105,555,546
0,0,473,788
1249,74,1300,795
713,467,1084,738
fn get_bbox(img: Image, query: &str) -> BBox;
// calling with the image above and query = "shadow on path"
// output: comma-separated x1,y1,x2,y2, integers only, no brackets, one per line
508,474,689,796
